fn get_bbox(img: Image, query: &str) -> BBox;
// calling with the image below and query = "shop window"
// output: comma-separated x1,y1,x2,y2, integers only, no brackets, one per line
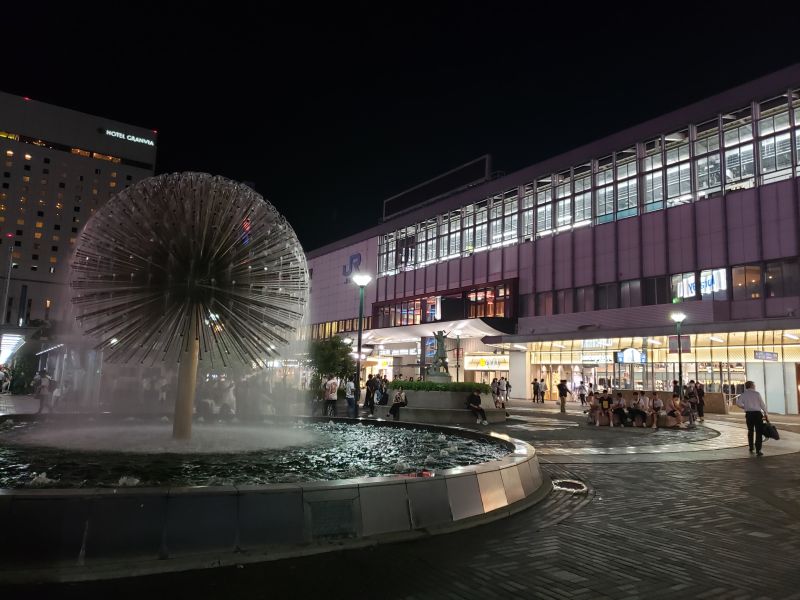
671,272,698,301
732,264,762,300
699,268,728,300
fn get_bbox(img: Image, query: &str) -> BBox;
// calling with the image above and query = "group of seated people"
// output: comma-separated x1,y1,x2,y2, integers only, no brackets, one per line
587,390,695,429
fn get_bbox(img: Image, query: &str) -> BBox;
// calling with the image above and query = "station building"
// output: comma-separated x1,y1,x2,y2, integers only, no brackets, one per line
308,65,800,414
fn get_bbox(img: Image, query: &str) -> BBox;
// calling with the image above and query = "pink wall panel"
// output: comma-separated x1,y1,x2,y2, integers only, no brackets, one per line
616,218,640,280
730,300,762,320
535,236,553,291
727,189,761,265
593,222,616,283
435,262,448,291
395,269,405,298
760,180,798,260
425,264,436,293
448,259,460,288
405,271,415,298
386,274,395,300
666,204,695,274
518,242,533,294
461,255,474,287
554,232,573,290
376,277,386,302
415,266,426,295
573,227,594,287
695,197,727,269
641,211,667,276
474,252,488,285
488,248,503,280
503,245,518,279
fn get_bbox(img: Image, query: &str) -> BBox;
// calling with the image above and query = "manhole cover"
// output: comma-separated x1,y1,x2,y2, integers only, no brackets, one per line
551,479,588,494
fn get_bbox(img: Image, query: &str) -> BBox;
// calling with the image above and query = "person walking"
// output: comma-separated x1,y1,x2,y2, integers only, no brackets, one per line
557,379,568,413
735,381,769,456
491,378,499,407
577,380,587,406
498,377,507,405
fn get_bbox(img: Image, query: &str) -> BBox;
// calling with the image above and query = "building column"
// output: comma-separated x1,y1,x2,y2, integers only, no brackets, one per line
510,351,532,401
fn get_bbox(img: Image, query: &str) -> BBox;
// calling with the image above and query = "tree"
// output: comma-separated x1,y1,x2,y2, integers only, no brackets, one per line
308,337,355,381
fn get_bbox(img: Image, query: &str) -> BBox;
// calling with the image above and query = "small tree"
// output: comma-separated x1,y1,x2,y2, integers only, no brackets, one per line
308,338,355,396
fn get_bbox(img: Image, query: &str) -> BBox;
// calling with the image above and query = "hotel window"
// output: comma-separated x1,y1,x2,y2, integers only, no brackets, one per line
664,129,691,205
699,268,728,300
554,170,572,228
573,166,592,225
615,148,638,219
489,197,502,245
475,201,487,249
521,184,534,240
595,185,613,224
671,272,698,301
765,260,800,298
502,191,517,241
723,107,755,185
732,264,762,300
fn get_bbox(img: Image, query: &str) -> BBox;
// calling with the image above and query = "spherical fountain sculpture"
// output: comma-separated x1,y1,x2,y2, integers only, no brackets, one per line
69,172,309,438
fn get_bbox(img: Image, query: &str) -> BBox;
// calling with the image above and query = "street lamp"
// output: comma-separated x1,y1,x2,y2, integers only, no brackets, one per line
352,273,372,412
670,312,686,403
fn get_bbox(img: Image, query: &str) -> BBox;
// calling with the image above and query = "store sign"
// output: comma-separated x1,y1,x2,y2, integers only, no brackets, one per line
342,253,362,277
754,350,778,361
582,339,612,349
615,348,647,364
464,354,510,371
674,269,727,299
580,354,612,364
668,335,692,353
104,129,155,146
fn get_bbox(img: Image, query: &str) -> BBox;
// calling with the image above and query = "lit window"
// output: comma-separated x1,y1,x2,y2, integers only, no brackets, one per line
109,181,117,188
22,176,30,183
24,154,32,160
52,235,60,241
34,232,42,239
16,219,23,225
49,266,55,274
35,221,43,228
110,171,117,178
45,299,52,308
4,150,11,157
49,256,56,263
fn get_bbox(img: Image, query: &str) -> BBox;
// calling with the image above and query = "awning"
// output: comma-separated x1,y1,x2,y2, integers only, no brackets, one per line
361,317,514,345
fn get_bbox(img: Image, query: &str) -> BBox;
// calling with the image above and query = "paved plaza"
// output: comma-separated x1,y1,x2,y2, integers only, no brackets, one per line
4,401,800,599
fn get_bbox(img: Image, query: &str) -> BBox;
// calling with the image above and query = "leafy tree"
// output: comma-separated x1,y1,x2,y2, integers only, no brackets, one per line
309,337,355,381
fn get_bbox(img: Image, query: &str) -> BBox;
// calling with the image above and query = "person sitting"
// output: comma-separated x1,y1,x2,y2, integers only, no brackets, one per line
628,391,648,427
596,390,612,426
388,387,407,420
585,391,597,424
466,389,488,425
649,393,664,429
611,392,627,427
666,393,684,426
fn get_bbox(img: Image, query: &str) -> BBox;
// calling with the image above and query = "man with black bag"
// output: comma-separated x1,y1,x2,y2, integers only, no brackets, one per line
735,381,769,456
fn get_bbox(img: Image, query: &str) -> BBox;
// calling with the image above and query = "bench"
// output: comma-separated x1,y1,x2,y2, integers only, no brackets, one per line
371,405,506,425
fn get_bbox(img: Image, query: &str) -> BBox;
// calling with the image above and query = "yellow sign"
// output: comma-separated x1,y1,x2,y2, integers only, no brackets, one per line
464,354,510,371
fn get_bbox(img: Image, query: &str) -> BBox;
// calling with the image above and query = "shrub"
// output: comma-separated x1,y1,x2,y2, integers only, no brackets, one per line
388,380,491,394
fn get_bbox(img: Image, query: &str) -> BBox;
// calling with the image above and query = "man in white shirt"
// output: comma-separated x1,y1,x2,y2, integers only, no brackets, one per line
324,375,339,417
735,381,769,456
344,376,356,418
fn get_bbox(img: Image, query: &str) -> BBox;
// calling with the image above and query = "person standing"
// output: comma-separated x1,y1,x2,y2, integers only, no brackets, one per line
531,378,539,404
557,379,568,413
345,376,356,418
577,381,587,406
324,374,339,417
696,382,705,422
498,377,507,404
35,370,51,414
490,378,499,407
539,379,548,403
735,381,769,456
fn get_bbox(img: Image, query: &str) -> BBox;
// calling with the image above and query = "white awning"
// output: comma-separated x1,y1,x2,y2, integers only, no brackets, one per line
361,318,509,345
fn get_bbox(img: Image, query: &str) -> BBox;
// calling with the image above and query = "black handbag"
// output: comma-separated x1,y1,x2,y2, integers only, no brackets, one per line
763,421,780,441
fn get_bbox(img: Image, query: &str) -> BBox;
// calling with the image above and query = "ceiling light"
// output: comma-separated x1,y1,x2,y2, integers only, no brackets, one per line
709,336,724,343
646,338,662,345
553,343,566,349
784,333,799,340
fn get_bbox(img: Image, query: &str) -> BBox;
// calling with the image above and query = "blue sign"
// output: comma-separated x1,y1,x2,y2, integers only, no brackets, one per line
615,348,647,364
342,253,362,277
754,350,778,361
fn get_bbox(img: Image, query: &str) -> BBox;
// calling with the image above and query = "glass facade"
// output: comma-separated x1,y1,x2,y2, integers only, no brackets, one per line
377,89,800,277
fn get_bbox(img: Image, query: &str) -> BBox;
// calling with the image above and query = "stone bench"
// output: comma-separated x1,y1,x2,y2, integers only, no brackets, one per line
372,405,506,425
587,407,682,428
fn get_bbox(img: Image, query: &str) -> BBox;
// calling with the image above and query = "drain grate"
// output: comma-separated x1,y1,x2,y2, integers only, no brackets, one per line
551,479,588,494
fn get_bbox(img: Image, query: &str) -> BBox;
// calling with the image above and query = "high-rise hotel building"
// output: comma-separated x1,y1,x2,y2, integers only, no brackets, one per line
0,91,156,361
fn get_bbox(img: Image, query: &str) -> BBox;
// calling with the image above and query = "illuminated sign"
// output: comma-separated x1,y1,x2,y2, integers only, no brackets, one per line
580,354,612,364
615,348,647,364
582,339,612,349
754,350,778,361
674,269,727,299
464,354,510,371
104,129,155,146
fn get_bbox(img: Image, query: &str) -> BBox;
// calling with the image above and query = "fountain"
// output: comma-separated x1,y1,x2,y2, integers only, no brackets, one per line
0,173,547,582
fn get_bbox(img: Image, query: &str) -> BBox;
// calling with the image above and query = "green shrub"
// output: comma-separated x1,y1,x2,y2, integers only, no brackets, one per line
388,380,491,394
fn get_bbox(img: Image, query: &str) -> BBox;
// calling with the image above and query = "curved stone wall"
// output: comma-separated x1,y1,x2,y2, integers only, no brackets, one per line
0,420,546,581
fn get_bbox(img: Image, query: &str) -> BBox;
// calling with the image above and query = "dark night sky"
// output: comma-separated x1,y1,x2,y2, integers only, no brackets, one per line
4,3,800,251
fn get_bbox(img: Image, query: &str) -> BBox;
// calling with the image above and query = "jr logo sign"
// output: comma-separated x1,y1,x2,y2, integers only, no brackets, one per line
342,253,362,277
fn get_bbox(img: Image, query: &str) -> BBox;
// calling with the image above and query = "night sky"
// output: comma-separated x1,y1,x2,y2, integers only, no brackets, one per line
4,3,800,251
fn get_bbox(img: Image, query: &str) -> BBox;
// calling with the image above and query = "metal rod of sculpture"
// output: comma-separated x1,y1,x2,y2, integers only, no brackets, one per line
70,173,309,439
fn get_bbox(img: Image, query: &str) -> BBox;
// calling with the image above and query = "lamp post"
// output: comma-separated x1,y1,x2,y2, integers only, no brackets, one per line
352,273,372,409
671,312,687,404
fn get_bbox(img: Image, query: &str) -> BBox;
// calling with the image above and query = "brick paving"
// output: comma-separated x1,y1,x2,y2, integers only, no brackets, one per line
5,408,800,599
